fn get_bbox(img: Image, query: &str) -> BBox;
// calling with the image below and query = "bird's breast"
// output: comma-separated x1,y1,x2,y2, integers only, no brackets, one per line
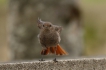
39,31,60,47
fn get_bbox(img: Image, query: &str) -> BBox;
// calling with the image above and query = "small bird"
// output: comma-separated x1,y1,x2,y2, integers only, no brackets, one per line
37,18,68,62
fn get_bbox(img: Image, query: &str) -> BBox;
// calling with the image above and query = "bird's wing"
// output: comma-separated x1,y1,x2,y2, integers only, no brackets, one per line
37,18,44,29
54,25,63,33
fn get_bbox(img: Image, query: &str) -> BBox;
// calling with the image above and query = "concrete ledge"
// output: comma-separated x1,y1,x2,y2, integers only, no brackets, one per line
0,58,106,70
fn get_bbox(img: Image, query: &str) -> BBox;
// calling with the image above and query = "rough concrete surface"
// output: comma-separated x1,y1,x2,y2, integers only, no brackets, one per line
0,58,106,70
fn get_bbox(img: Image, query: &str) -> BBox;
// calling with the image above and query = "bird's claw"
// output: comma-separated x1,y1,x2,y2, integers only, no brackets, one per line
39,58,45,61
53,58,58,62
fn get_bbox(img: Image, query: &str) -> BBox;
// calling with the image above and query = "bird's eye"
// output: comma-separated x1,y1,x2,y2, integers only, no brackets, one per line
49,25,51,27
43,25,44,27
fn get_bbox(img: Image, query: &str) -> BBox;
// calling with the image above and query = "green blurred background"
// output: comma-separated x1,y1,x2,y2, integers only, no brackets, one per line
0,0,106,62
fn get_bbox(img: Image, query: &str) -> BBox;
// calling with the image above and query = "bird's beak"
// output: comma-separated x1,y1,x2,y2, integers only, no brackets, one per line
45,26,48,28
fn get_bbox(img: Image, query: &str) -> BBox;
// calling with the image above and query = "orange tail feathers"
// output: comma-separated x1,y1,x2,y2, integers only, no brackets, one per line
41,47,56,55
41,47,50,55
41,44,68,55
56,44,68,55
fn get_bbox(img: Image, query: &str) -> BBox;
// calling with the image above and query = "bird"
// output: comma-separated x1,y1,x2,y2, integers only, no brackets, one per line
37,18,68,62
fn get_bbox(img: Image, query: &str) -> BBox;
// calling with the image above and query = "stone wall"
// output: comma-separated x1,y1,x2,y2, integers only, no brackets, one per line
0,58,106,70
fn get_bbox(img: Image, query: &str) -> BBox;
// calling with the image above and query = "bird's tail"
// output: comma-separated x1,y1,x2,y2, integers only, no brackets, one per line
41,44,68,55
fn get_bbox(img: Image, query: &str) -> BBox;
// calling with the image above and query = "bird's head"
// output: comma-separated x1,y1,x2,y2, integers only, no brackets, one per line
42,22,53,30
38,18,53,30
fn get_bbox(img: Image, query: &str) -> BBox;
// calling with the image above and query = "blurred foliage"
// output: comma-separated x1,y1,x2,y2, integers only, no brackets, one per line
82,0,106,4
82,0,106,55
0,0,6,6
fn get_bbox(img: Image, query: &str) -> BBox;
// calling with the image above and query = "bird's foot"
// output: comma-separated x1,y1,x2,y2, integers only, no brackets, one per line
39,58,45,61
53,58,58,62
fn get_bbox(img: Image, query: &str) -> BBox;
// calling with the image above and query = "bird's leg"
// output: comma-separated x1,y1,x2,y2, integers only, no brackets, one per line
39,48,45,61
53,57,58,62
39,55,45,61
53,47,58,62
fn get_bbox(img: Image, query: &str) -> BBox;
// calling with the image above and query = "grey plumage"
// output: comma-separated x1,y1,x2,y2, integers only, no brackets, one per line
37,19,62,48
